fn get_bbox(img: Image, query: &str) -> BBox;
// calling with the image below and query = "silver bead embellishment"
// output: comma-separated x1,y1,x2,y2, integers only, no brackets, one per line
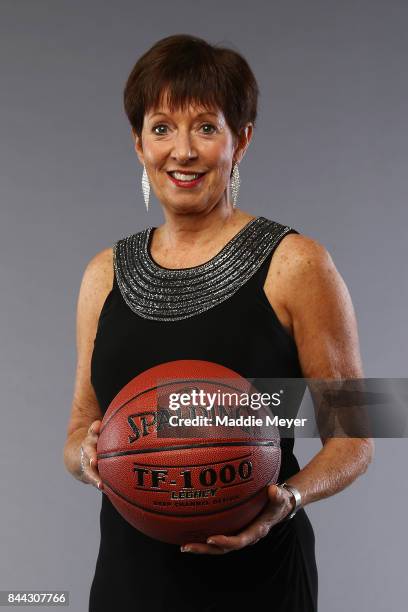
113,216,297,322
142,164,150,212
230,162,240,208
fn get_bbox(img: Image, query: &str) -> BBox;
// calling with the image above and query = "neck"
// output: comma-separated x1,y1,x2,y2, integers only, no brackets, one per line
157,206,253,252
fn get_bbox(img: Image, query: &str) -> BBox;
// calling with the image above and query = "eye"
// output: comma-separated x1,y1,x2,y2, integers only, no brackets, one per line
201,123,217,134
152,124,168,135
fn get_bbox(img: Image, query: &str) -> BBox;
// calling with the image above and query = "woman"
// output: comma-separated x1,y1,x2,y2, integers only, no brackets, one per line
63,34,374,611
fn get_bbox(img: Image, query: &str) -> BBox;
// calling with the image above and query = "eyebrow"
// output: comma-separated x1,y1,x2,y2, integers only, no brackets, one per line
149,111,219,120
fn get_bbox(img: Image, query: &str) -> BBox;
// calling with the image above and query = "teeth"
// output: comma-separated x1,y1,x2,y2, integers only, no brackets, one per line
170,172,201,181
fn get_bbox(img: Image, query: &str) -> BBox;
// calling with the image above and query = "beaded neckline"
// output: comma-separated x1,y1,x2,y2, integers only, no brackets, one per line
113,216,296,322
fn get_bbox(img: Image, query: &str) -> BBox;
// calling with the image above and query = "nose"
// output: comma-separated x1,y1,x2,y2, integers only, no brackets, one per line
170,129,198,163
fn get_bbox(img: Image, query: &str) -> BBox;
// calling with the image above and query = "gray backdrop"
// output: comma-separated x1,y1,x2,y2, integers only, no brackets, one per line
1,0,407,610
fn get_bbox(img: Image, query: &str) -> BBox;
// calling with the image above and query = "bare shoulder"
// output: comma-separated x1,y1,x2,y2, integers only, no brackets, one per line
266,232,336,294
272,230,355,320
83,246,114,289
263,232,342,338
265,231,364,378
76,246,114,339
80,246,114,313
269,232,330,277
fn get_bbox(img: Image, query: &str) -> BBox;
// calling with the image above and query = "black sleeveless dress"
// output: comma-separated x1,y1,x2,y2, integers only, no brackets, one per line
89,216,318,611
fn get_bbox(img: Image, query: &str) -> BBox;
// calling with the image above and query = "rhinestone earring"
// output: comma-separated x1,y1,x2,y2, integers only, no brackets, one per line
230,162,240,208
142,164,150,212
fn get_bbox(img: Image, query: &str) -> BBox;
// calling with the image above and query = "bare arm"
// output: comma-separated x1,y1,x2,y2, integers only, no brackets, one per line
274,235,374,506
63,247,113,487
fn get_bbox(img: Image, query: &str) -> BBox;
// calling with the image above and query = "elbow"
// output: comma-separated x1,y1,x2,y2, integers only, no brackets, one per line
62,442,70,473
359,437,375,474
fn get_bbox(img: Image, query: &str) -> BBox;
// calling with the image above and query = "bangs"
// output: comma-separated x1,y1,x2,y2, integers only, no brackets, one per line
142,46,228,120
146,80,224,119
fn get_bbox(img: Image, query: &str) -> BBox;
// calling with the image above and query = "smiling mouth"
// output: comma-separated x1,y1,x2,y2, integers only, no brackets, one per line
167,171,206,181
166,171,207,187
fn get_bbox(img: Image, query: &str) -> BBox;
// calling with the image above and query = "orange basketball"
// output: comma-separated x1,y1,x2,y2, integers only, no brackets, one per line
97,359,281,545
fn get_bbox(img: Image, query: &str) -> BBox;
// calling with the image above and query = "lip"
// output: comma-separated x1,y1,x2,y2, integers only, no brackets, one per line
167,172,206,188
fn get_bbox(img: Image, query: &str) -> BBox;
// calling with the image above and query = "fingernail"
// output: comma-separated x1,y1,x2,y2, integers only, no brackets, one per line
97,481,103,490
89,458,94,468
181,546,191,553
207,539,215,545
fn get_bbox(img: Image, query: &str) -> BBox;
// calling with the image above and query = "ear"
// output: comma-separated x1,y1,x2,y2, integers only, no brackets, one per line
131,128,144,165
233,123,254,165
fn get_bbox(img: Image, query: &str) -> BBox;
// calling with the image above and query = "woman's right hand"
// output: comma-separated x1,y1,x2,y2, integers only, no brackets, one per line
79,419,104,490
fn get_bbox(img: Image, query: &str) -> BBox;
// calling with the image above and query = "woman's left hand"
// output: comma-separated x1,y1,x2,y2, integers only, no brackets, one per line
180,484,294,554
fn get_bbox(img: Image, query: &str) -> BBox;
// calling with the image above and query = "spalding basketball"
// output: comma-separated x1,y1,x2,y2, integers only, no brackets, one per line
97,359,281,545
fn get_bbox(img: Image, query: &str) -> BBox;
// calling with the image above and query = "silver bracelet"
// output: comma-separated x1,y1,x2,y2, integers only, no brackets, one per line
278,482,302,519
79,445,87,475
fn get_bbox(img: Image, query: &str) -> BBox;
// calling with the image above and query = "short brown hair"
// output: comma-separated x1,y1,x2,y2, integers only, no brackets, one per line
123,34,259,142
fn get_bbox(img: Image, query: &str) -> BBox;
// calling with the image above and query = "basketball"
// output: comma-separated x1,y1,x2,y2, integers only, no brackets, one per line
96,359,281,545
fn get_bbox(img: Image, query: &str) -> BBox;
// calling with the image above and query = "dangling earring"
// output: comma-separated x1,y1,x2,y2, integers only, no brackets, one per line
142,164,150,212
230,162,240,208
